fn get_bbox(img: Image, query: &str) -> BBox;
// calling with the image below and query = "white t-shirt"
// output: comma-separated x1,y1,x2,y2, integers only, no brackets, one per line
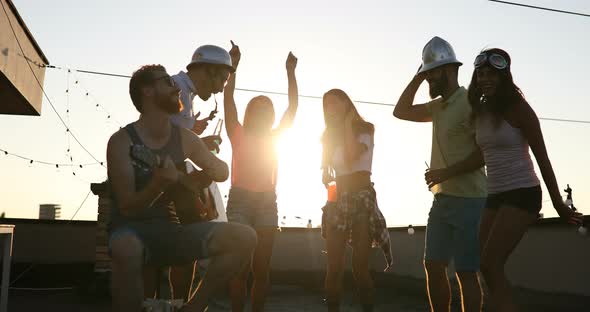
170,71,197,129
332,133,373,177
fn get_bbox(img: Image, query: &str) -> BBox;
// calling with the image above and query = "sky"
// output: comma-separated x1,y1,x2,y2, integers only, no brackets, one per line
1,0,589,227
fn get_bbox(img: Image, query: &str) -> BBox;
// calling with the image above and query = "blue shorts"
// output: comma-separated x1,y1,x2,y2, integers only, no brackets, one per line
424,194,485,272
226,187,278,228
109,220,221,266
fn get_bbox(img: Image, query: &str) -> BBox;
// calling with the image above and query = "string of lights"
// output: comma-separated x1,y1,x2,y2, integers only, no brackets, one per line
45,65,590,125
0,0,105,168
64,69,76,175
45,65,397,107
67,68,124,128
0,148,103,168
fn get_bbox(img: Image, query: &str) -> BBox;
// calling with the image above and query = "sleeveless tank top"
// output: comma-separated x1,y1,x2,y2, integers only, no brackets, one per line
110,123,185,227
476,113,539,194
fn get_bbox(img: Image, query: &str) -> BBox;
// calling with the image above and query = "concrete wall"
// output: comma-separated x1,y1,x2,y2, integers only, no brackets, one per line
1,218,588,296
270,227,428,279
270,224,590,297
0,0,48,115
506,224,590,296
0,219,95,263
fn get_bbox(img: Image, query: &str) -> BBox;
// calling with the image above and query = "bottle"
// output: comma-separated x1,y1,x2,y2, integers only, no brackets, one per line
327,182,337,203
211,119,224,155
211,138,220,155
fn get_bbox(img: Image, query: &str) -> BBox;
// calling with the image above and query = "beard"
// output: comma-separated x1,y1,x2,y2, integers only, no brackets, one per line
428,73,448,99
156,90,182,114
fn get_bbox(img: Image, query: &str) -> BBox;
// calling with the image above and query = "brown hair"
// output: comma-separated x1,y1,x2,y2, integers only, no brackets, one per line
467,48,527,123
129,64,166,113
321,89,374,168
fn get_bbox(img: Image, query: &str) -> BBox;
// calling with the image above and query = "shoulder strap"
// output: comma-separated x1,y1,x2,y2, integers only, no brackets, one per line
124,123,144,146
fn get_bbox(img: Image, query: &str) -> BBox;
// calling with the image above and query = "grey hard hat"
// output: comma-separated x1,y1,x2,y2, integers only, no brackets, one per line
418,36,462,74
187,45,234,72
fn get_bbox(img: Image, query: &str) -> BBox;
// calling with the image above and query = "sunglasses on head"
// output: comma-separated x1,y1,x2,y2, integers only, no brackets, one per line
474,53,508,70
153,75,176,87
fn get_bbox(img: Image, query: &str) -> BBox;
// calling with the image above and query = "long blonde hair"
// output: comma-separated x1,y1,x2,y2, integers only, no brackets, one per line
243,95,275,133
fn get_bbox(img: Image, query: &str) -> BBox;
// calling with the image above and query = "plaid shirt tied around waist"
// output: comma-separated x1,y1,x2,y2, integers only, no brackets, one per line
322,185,393,271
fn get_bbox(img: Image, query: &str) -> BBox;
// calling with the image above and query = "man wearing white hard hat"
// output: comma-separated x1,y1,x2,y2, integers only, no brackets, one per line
167,43,238,303
393,37,487,312
171,44,235,134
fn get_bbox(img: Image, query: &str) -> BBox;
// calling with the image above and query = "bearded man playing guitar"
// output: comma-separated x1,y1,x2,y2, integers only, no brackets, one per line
107,64,256,312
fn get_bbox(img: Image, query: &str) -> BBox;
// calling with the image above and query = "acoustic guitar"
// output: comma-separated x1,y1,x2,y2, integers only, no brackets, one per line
129,144,219,222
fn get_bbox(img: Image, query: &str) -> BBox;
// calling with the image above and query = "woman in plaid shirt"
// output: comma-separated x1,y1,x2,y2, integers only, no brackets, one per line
320,89,392,312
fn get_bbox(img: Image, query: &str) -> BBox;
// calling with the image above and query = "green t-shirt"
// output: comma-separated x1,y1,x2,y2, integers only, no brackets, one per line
426,87,487,198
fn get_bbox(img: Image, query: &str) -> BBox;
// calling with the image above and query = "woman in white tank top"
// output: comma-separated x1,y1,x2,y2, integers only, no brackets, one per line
468,48,582,311
320,89,392,312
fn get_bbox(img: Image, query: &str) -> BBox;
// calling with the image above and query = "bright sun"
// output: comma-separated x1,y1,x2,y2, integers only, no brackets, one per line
274,110,326,227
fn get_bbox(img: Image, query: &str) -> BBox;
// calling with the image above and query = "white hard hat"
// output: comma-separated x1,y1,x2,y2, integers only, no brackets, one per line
418,36,462,74
187,45,234,72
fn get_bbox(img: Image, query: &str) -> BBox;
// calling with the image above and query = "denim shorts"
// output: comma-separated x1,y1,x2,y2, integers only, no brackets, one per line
226,187,278,228
424,194,485,272
108,219,221,266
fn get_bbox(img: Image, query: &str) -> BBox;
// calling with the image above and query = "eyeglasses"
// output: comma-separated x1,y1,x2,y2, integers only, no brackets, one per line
152,75,176,87
474,53,508,70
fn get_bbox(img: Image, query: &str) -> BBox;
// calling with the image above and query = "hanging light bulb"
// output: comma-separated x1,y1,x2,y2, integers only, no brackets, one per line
578,226,587,236
408,225,415,235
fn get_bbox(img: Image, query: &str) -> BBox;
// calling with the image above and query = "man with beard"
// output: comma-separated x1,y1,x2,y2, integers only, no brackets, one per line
393,37,487,312
107,64,257,312
167,43,236,303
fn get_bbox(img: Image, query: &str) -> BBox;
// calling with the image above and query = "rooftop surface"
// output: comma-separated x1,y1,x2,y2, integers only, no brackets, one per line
2,218,589,311
8,280,589,311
